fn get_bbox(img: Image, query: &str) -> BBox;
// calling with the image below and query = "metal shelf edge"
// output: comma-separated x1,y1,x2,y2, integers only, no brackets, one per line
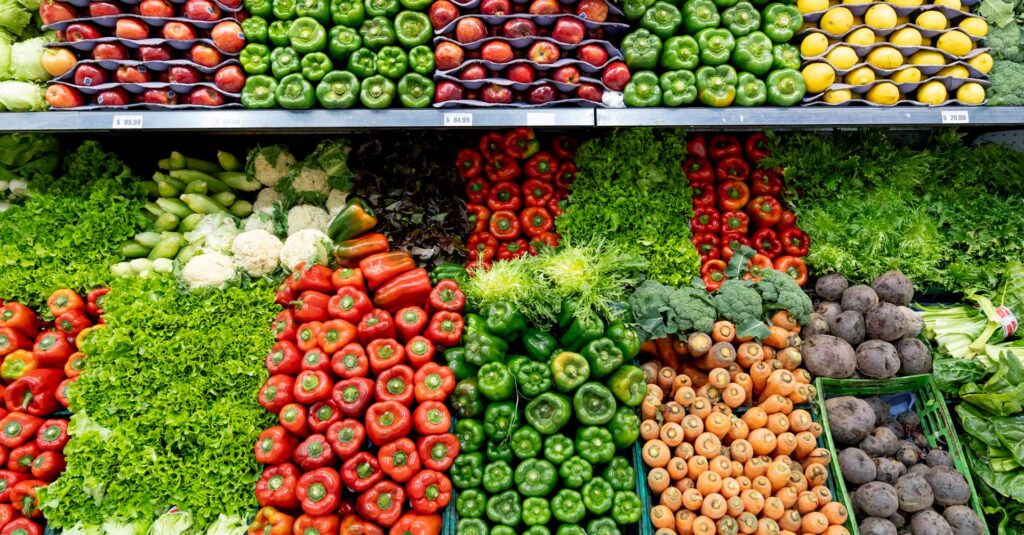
595,106,1021,128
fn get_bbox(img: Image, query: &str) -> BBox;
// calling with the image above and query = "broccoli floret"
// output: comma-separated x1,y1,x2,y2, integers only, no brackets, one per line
712,279,763,325
988,60,1024,105
754,269,813,325
669,287,717,334
985,23,1023,62
628,280,678,340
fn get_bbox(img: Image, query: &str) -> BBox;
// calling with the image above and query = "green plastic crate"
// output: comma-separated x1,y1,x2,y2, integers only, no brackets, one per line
815,375,990,535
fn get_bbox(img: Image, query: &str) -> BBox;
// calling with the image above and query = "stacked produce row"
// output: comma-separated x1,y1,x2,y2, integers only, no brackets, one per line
0,0,54,112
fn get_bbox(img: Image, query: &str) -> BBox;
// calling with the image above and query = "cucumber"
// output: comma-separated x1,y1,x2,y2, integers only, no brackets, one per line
185,157,223,173
218,151,242,172
179,213,205,232
134,231,163,248
169,151,187,170
154,213,180,232
212,191,236,207
140,181,160,198
180,193,230,215
218,172,262,192
169,170,231,193
155,198,193,219
184,181,208,195
229,200,253,218
121,242,150,258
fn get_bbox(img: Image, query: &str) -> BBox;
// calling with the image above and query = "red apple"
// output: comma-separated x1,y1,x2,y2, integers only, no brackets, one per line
527,41,559,64
214,65,245,92
185,0,221,21
45,85,85,108
139,44,174,61
482,83,512,104
459,63,487,80
551,17,585,44
65,23,101,42
502,18,536,38
428,0,459,30
211,20,245,53
96,87,130,106
601,60,629,90
87,2,120,17
219,0,242,8
528,0,559,14
40,0,78,25
189,43,223,67
187,87,224,106
115,19,149,40
74,64,108,87
552,65,579,85
506,63,534,83
116,65,152,83
139,0,174,16
93,43,128,60
168,65,202,84
434,80,464,102
578,43,609,66
434,42,465,71
143,88,178,105
576,0,607,22
480,40,513,63
455,17,486,43
163,21,197,40
528,84,556,104
480,0,510,15
576,82,602,102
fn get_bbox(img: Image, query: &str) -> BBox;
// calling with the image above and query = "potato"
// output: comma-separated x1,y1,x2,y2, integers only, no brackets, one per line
857,340,901,379
842,285,879,313
896,338,932,376
926,466,971,506
827,396,877,445
899,306,924,338
831,310,866,346
872,271,914,306
926,450,954,469
897,442,924,467
817,273,849,301
943,505,985,535
866,303,909,341
818,300,843,324
890,512,908,529
856,481,900,518
860,517,898,535
861,426,900,457
911,510,954,535
898,411,921,431
880,418,906,439
875,457,907,484
805,312,830,336
866,397,892,423
841,447,878,484
804,335,857,379
908,464,931,477
895,473,934,513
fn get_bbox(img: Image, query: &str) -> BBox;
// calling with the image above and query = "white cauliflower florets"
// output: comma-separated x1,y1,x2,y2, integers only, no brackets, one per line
231,229,283,277
280,229,331,271
243,212,278,234
292,167,329,195
252,148,296,187
287,205,330,236
184,213,240,254
181,253,236,289
326,189,349,217
253,188,283,213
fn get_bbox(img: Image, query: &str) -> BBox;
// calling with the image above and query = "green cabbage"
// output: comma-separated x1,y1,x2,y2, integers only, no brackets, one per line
0,80,44,111
10,33,50,81
0,0,29,36
0,31,13,80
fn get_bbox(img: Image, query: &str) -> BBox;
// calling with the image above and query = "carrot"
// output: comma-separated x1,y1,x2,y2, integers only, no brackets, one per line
710,455,733,478
713,401,732,414
695,432,723,458
647,384,666,402
641,419,662,441
683,414,705,442
776,486,798,509
708,368,731,389
727,362,743,378
766,460,790,491
705,412,731,439
655,337,679,369
769,310,797,330
672,374,692,395
701,492,727,520
750,361,772,394
644,439,671,468
672,335,690,356
661,487,684,511
651,505,675,529
703,342,737,370
792,369,812,384
675,477,696,493
743,457,767,479
731,460,744,478
802,511,829,534
763,326,796,349
736,475,751,491
808,422,823,438
804,463,828,487
641,340,658,357
693,515,716,535
675,386,697,407
762,497,784,520
682,487,704,511
687,455,709,478
788,470,808,493
722,383,746,408
786,409,811,432
775,347,802,371
667,456,688,480
737,512,758,535
759,369,797,401
741,489,766,515
761,346,776,361
802,448,831,468
729,417,750,442
730,439,753,463
741,406,768,429
641,361,660,383
663,401,686,424
820,502,847,525
811,485,832,506
687,332,713,356
751,476,772,499
696,384,718,403
726,495,745,517
736,342,765,368
697,470,722,495
681,363,709,389
721,477,741,499
792,432,815,461
749,428,777,456
675,442,695,460
657,366,678,391
758,394,788,415
675,509,696,534
774,432,797,457
689,397,712,419
717,515,740,535
778,509,801,532
661,422,685,447
789,384,815,404
766,413,791,435
795,490,819,514
756,517,780,535
825,527,851,535
642,396,661,420
712,321,736,343
648,467,671,493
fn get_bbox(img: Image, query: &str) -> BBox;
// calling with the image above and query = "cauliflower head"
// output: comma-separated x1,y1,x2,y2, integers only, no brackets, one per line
253,188,283,213
326,189,349,217
287,205,330,236
292,167,330,195
181,253,236,289
280,229,331,271
231,229,283,277
249,145,296,187
184,213,240,254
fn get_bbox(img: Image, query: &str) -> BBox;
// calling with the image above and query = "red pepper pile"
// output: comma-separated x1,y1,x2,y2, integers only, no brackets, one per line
458,127,575,269
687,133,810,290
0,288,107,535
253,230,464,535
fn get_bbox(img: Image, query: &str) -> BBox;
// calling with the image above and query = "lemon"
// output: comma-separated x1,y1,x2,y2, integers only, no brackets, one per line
802,62,837,92
959,16,988,37
824,88,852,103
801,32,830,56
956,82,985,103
935,0,961,9
798,0,829,12
845,65,876,85
846,27,877,45
827,45,860,69
916,80,948,104
865,4,898,28
969,52,993,73
889,0,923,7
890,27,923,46
821,6,854,33
867,46,905,69
937,30,973,55
867,82,900,104
892,67,922,83
916,10,948,30
842,0,870,4
910,50,945,65
938,64,969,77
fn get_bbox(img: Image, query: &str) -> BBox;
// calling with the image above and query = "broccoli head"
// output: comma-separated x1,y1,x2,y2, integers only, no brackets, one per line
712,279,763,325
668,287,716,334
754,269,813,325
988,60,1024,106
628,280,678,340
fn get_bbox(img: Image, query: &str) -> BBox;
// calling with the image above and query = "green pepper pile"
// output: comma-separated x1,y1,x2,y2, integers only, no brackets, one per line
620,0,806,106
444,296,646,535
240,0,435,108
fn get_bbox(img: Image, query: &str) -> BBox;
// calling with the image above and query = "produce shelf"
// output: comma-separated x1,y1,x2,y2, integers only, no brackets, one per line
596,106,1024,128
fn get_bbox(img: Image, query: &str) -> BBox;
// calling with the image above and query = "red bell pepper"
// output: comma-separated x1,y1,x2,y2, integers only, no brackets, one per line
373,269,432,313
255,426,298,465
332,267,365,290
367,339,405,374
456,148,483,179
374,365,414,406
331,344,369,379
289,263,336,294
294,434,336,471
520,207,553,238
466,204,490,234
530,231,559,250
249,507,295,535
774,256,809,286
688,134,708,160
424,312,463,348
340,451,382,493
489,211,520,241
750,168,783,196
478,132,503,159
467,232,498,263
307,400,341,434
0,328,30,358
30,451,64,481
358,309,395,345
776,210,797,230
780,227,809,257
417,434,459,472
709,134,742,161
86,287,110,318
327,419,365,459
721,210,749,234
35,419,68,451
486,182,521,213
54,310,91,338
691,181,715,208
10,480,43,518
335,234,391,269
378,438,421,483
64,352,86,378
522,180,553,208
294,371,333,405
56,378,72,409
0,305,36,339
394,306,427,344
294,515,339,535
332,378,375,418
746,254,774,282
496,239,529,261
293,292,332,323
554,162,576,190
340,515,382,535
267,341,303,375
32,332,72,368
273,310,298,343
279,403,311,437
330,288,374,324
404,337,434,370
303,349,332,374
357,481,405,528
0,414,41,448
721,233,751,261
551,135,577,160
5,370,63,416
464,178,489,205
484,154,521,183
7,444,37,473
690,207,720,234
427,281,465,314
260,375,296,414
413,401,450,436
524,152,557,181
297,467,341,516
406,470,451,515
747,195,782,227
503,128,539,159
390,513,441,535
745,132,770,161
257,464,301,510
359,253,415,291
277,280,297,308
365,401,412,446
1,519,42,535
717,180,750,212
297,322,323,352
318,320,357,354
715,156,750,182
752,228,782,259
691,233,720,263
684,158,713,183
0,504,14,530
413,363,454,404
46,290,83,318
0,471,25,502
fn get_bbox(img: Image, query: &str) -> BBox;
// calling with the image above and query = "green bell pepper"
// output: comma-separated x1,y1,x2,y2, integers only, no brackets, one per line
245,0,272,18
451,452,484,489
522,497,551,526
580,338,624,379
466,313,485,333
289,17,327,53
486,490,521,527
524,528,550,535
766,68,805,106
456,488,487,518
511,425,543,459
240,75,278,108
301,51,332,81
492,526,515,535
273,0,297,20
660,36,699,70
484,301,527,340
487,438,513,463
572,382,617,425
376,45,408,79
623,70,662,107
606,321,641,360
606,364,647,407
608,406,640,450
560,313,604,351
696,28,735,66
455,418,485,452
682,0,720,33
712,0,738,11
575,426,615,465
395,10,431,47
430,262,468,286
696,64,737,106
524,392,571,434
522,329,556,361
464,328,507,366
331,0,365,26
544,433,574,465
735,71,767,106
587,518,621,535
408,45,435,75
364,0,399,17
451,377,483,418
551,489,585,523
722,1,760,36
603,456,636,492
399,0,430,10
621,29,662,70
483,401,519,441
557,300,576,329
360,75,394,107
316,70,360,108
550,351,590,392
241,43,271,75
268,20,291,47
478,362,514,400
660,69,697,106
772,43,800,69
271,47,301,78
347,47,378,78
583,476,614,514
515,360,552,398
360,16,397,50
242,16,268,44
296,0,330,23
275,73,315,109
733,31,773,75
507,355,530,377
623,0,655,20
559,455,592,488
640,1,681,40
445,347,478,380
762,3,802,43
612,491,642,525
483,460,514,493
456,519,486,535
515,458,557,496
398,73,433,107
557,526,585,535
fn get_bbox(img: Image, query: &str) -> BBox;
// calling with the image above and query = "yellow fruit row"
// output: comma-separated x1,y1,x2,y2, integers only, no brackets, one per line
799,0,971,15
805,43,992,72
816,80,985,104
807,5,987,37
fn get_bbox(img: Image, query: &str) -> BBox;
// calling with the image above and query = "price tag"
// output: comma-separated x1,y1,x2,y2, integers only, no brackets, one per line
112,114,144,129
526,112,556,126
443,112,473,127
940,110,970,124
214,114,243,127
